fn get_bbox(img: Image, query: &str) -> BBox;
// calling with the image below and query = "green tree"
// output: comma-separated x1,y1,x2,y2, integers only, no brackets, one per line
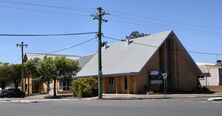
38,57,57,95
25,58,41,77
25,58,42,94
0,63,10,89
54,56,79,79
7,64,22,89
25,56,80,97
53,56,80,97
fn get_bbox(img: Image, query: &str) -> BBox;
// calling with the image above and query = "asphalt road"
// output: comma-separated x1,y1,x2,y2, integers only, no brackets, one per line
0,99,221,116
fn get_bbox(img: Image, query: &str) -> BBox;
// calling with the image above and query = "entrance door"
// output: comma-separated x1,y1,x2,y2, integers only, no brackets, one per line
108,77,115,93
32,80,40,93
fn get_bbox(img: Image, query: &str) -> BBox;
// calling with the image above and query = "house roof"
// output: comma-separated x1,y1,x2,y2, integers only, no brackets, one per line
25,53,80,61
198,65,222,74
78,54,94,68
198,64,222,77
76,30,174,77
25,53,94,68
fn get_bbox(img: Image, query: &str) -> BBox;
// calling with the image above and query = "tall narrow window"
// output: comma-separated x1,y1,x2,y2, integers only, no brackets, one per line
124,76,128,90
109,77,114,85
63,81,67,90
67,81,70,90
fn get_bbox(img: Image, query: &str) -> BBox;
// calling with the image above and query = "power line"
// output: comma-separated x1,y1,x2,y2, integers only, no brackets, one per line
108,18,222,37
0,32,97,37
104,36,163,48
2,34,96,64
103,35,222,56
10,37,96,63
0,4,91,16
48,37,96,54
106,9,222,31
12,57,21,64
106,9,222,36
1,0,95,11
109,14,222,35
11,37,97,63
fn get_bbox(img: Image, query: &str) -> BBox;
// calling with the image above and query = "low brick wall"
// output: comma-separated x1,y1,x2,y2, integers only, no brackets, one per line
57,90,72,94
207,86,222,91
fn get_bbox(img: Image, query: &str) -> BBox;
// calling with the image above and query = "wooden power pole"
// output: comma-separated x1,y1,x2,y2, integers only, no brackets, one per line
92,7,108,99
16,42,28,92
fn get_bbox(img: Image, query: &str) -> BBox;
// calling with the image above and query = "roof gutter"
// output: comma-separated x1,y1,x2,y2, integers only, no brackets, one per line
74,72,139,78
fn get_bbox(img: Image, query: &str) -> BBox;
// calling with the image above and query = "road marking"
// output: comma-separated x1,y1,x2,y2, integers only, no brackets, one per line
208,97,222,101
211,101,222,104
197,101,207,103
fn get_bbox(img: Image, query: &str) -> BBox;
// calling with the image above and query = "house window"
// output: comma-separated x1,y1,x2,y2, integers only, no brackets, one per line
124,76,128,90
109,77,114,85
59,81,70,90
63,81,70,90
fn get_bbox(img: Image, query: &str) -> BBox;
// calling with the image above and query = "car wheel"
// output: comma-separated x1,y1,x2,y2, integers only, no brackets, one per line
7,94,11,98
21,94,25,98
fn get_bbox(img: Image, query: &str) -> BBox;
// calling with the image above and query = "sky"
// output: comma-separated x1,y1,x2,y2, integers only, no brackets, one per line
0,0,222,64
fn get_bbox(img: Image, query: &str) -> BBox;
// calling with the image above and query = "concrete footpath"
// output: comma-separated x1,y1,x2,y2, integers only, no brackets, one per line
102,93,222,100
1,93,222,103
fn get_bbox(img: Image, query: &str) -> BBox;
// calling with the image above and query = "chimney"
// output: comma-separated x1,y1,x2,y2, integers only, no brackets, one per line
216,60,222,66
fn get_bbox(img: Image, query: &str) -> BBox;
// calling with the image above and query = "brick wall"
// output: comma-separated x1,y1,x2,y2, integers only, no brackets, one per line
176,40,198,91
207,86,222,91
137,49,160,93
136,37,199,93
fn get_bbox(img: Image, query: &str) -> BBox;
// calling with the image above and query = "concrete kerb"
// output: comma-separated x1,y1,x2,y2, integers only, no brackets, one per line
1,94,221,102
85,96,190,101
1,99,38,103
0,98,79,103
0,97,101,103
96,94,222,100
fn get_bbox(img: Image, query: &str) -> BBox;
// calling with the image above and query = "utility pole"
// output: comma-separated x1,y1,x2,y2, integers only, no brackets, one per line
92,7,108,99
16,42,28,92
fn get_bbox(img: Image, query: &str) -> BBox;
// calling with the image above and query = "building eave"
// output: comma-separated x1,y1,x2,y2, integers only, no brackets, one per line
74,72,139,78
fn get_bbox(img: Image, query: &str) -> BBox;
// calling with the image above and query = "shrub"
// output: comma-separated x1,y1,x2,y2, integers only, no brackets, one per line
196,86,214,93
72,77,98,98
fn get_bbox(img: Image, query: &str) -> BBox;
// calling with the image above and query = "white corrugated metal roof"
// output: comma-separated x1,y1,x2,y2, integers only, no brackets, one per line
76,30,172,77
78,54,94,68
